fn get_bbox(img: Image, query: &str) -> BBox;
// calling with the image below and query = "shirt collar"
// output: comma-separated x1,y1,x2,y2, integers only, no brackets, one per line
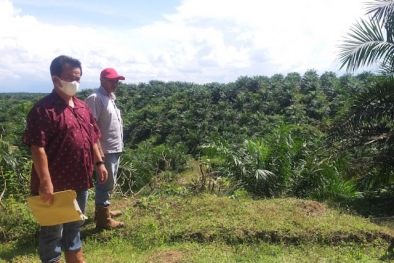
98,86,116,100
49,89,84,108
49,89,68,106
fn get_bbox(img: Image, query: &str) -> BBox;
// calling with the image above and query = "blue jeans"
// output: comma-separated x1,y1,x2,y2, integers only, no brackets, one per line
95,152,120,208
38,190,88,263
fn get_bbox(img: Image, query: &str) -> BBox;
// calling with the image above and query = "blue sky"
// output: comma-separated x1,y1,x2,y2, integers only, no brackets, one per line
1,0,369,93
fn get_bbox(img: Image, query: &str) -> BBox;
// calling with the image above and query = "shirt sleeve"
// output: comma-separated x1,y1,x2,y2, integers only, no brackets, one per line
91,111,101,143
22,105,52,147
85,94,102,121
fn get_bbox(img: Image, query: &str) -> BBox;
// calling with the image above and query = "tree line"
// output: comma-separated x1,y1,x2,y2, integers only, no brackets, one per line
3,0,394,202
0,70,384,202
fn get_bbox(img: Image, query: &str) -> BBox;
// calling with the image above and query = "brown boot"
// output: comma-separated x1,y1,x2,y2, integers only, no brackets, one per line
95,206,124,230
109,209,123,218
94,208,122,220
64,248,85,263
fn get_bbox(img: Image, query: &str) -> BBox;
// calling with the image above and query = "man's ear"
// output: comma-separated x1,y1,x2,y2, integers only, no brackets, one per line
52,76,60,87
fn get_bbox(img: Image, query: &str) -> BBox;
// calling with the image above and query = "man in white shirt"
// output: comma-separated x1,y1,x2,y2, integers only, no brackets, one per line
85,68,125,229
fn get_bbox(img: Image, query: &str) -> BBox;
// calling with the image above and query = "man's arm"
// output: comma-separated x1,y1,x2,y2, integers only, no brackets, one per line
85,96,108,183
95,138,105,159
30,145,54,204
93,142,108,184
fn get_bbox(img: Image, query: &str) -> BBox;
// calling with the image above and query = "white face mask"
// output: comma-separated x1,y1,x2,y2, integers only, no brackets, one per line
56,77,79,96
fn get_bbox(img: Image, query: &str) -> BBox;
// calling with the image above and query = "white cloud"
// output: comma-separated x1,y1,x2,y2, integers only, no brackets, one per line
138,0,368,80
0,0,371,92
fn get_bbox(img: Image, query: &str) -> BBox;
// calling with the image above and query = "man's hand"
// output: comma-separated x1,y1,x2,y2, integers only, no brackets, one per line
38,180,54,204
97,164,108,184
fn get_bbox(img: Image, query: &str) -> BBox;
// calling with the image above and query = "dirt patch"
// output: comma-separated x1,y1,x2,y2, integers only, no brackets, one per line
298,200,327,216
147,250,184,263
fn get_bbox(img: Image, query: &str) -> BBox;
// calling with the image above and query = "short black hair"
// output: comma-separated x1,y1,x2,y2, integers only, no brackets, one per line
50,55,83,77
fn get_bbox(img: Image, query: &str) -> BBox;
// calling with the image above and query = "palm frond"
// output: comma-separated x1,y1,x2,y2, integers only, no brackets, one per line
327,77,394,183
329,78,393,132
338,19,394,71
255,169,275,181
377,58,394,75
0,137,18,169
366,0,394,27
350,79,394,123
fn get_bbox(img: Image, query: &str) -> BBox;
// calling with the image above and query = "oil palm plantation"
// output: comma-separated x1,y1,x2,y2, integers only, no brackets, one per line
334,0,394,189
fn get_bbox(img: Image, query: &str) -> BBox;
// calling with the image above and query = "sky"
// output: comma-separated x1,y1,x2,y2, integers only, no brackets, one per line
0,0,370,93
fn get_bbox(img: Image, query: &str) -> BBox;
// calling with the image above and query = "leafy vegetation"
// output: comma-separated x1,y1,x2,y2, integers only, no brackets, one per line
2,164,394,263
4,1,394,261
331,0,394,191
0,70,374,202
0,70,392,262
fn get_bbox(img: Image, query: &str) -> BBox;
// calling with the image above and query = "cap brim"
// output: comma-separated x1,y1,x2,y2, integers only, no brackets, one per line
103,75,125,80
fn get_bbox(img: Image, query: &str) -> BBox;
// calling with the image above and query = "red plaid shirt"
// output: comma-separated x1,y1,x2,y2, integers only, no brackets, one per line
23,90,101,194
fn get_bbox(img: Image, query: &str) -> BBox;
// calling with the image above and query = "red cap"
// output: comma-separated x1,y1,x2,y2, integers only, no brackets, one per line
100,68,125,80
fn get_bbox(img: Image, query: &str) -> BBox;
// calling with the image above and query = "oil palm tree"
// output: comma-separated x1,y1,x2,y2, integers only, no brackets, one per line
334,0,394,189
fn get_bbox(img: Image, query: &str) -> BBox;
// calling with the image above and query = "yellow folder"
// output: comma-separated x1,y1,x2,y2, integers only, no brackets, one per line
27,190,87,226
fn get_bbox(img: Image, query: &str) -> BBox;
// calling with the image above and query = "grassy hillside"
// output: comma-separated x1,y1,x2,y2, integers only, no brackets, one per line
2,196,394,262
2,162,394,263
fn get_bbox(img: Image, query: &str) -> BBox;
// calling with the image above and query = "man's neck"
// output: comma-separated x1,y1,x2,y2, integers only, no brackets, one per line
54,87,74,107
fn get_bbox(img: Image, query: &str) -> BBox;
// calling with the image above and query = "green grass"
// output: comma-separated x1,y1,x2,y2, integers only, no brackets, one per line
2,162,394,262
2,194,394,263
